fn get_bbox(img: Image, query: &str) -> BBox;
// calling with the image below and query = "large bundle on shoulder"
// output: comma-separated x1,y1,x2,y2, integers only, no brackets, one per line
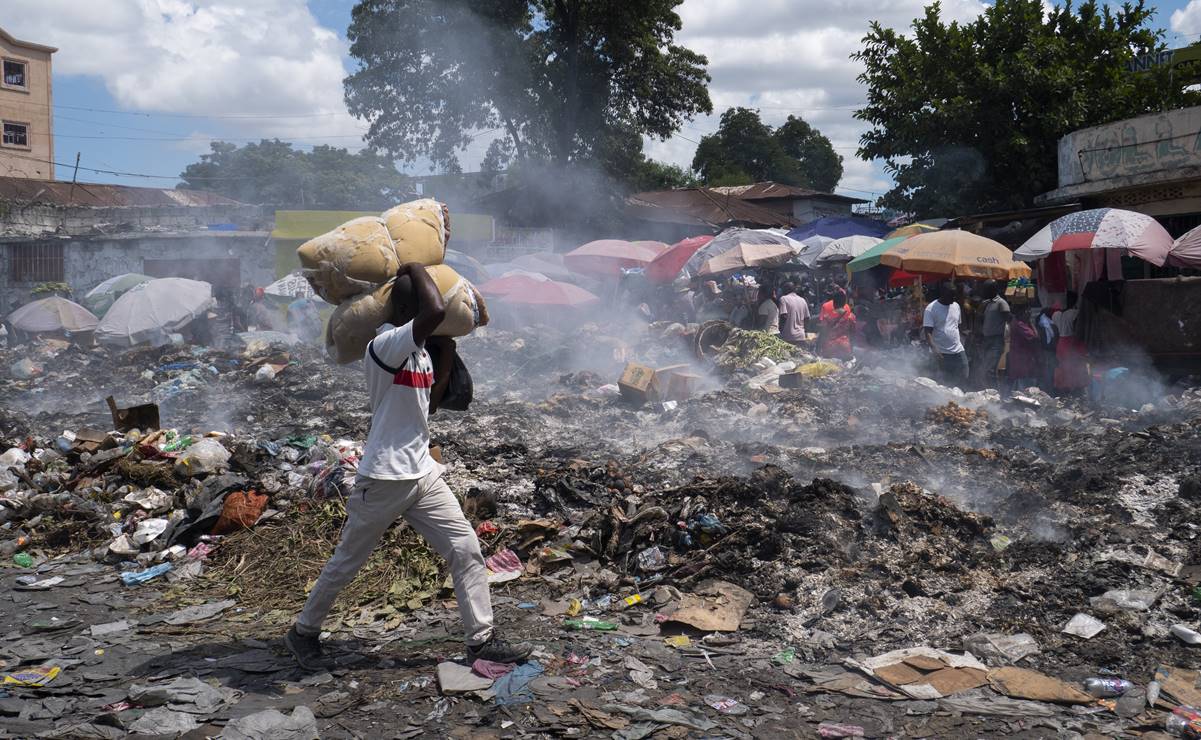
297,199,488,364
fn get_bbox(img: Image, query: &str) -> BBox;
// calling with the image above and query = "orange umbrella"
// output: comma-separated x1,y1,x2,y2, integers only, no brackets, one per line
563,239,667,277
879,231,1030,280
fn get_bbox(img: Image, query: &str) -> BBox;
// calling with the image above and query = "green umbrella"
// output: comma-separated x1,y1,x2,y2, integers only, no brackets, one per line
83,273,153,315
847,236,908,273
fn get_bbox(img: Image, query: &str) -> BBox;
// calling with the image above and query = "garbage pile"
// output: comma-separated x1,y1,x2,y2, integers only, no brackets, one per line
1,318,1200,737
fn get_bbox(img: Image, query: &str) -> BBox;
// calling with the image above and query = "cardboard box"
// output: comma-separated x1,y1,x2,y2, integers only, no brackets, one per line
619,362,659,405
656,364,700,402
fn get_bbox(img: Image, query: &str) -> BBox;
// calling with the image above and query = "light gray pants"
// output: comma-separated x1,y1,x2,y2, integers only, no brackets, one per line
296,466,494,645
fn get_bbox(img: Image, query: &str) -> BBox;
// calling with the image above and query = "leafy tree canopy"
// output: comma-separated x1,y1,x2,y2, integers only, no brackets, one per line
691,108,843,191
344,0,711,188
178,140,409,209
854,0,1199,216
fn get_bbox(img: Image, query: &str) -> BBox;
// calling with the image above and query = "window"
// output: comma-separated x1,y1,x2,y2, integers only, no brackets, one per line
2,122,28,147
3,59,26,88
9,243,64,283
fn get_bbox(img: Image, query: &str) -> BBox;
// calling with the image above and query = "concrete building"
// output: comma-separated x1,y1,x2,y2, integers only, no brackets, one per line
1036,104,1201,235
0,176,270,310
0,27,55,181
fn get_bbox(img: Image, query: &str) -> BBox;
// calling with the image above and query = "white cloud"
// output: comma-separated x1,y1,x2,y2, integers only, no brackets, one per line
647,0,989,197
1171,0,1201,36
3,0,365,144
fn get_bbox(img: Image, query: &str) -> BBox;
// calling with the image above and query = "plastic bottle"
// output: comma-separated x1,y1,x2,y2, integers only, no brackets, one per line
1166,713,1201,738
12,552,33,568
1083,678,1133,698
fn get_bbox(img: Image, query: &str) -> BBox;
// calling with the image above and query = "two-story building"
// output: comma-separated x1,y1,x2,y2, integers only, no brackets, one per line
0,27,55,181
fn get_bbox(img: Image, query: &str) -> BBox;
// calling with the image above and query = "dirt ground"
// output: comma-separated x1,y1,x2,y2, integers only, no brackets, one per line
1,324,1200,738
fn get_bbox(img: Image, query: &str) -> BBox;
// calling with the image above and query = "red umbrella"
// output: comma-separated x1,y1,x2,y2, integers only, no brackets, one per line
479,273,599,307
563,239,667,278
645,235,714,283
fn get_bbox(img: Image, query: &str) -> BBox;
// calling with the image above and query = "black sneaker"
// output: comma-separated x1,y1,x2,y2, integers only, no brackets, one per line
285,625,334,671
467,634,533,664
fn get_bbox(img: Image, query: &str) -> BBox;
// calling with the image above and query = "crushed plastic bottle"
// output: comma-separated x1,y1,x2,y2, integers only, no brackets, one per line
12,552,33,568
1166,707,1201,738
817,722,865,738
1083,677,1133,698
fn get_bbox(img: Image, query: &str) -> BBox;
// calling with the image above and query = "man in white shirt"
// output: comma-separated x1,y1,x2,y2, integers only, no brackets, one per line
922,282,969,386
286,262,531,670
757,285,780,334
1052,291,1078,338
777,282,810,344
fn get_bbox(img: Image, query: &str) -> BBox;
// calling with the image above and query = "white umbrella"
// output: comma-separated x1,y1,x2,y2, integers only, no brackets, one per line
96,277,214,347
8,296,98,334
814,235,884,266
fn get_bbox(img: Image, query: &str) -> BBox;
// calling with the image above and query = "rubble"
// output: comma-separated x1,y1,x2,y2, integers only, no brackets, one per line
0,322,1200,737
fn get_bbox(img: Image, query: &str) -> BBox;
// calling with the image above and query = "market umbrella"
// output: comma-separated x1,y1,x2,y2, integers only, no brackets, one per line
1167,223,1201,268
481,273,600,307
848,236,909,273
263,272,314,299
96,277,215,347
563,239,667,278
683,228,799,277
82,273,152,315
886,223,941,239
645,235,714,283
794,235,835,268
8,296,98,334
444,248,489,284
698,242,798,276
813,235,883,266
879,231,1030,280
1013,208,1172,267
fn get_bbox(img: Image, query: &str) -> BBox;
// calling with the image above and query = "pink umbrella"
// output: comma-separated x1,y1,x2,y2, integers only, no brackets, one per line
645,235,714,283
1168,224,1201,268
479,273,599,307
563,239,667,278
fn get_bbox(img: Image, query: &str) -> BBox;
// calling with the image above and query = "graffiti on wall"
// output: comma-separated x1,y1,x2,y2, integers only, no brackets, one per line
1060,106,1201,187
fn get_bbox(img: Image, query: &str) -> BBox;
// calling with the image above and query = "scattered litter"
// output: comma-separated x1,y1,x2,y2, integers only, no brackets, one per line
1062,613,1106,639
219,706,318,740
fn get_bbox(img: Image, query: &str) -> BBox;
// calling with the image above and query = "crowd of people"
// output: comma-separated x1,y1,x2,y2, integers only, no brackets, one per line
638,270,1091,396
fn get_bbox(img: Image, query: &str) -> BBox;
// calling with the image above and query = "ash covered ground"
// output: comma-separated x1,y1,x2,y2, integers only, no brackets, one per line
1,323,1200,739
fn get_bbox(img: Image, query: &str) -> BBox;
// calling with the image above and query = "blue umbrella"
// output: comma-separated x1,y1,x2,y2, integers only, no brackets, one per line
786,216,890,242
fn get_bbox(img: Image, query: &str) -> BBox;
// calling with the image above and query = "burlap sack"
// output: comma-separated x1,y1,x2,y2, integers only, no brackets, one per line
325,266,489,364
297,217,398,305
382,199,448,266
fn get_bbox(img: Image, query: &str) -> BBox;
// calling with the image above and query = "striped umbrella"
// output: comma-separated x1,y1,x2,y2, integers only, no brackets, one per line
1013,208,1171,267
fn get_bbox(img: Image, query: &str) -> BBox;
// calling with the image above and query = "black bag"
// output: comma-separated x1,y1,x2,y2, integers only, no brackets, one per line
436,350,473,412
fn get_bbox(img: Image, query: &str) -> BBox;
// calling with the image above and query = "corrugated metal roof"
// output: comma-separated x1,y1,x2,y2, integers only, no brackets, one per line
0,176,244,207
628,187,798,228
710,181,866,204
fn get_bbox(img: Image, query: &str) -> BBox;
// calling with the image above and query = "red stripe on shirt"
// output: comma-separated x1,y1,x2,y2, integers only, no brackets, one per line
394,369,434,388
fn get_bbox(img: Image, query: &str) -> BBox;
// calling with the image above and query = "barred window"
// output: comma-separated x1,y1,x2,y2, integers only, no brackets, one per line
2,122,28,147
9,242,64,282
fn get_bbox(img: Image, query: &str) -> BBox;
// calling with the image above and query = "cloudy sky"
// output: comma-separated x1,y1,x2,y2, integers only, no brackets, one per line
5,0,1200,201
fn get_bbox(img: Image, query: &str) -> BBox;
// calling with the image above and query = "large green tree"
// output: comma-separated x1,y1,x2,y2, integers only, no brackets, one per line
343,0,711,186
854,0,1197,216
179,140,409,209
691,108,843,190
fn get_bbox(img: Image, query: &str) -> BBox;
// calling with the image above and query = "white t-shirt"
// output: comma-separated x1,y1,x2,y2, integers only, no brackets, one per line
757,299,780,334
358,322,436,480
778,293,810,342
923,300,964,354
1053,308,1078,338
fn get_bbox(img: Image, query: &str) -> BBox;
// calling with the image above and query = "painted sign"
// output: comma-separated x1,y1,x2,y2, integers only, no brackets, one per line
1057,105,1201,188
1125,46,1201,82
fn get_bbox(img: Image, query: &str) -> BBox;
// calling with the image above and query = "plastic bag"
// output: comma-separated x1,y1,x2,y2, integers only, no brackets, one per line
173,438,230,477
211,490,268,535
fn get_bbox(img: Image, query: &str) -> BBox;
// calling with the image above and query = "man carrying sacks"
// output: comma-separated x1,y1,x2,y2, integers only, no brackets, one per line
285,261,531,669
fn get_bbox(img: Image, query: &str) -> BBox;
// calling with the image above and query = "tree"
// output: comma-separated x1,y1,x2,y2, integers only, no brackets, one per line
178,140,409,209
854,0,1199,216
691,107,843,190
343,0,712,185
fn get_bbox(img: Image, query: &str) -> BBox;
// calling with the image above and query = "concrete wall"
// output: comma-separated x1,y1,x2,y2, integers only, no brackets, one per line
792,198,854,224
0,31,53,180
1057,105,1201,189
0,232,273,310
0,202,265,238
